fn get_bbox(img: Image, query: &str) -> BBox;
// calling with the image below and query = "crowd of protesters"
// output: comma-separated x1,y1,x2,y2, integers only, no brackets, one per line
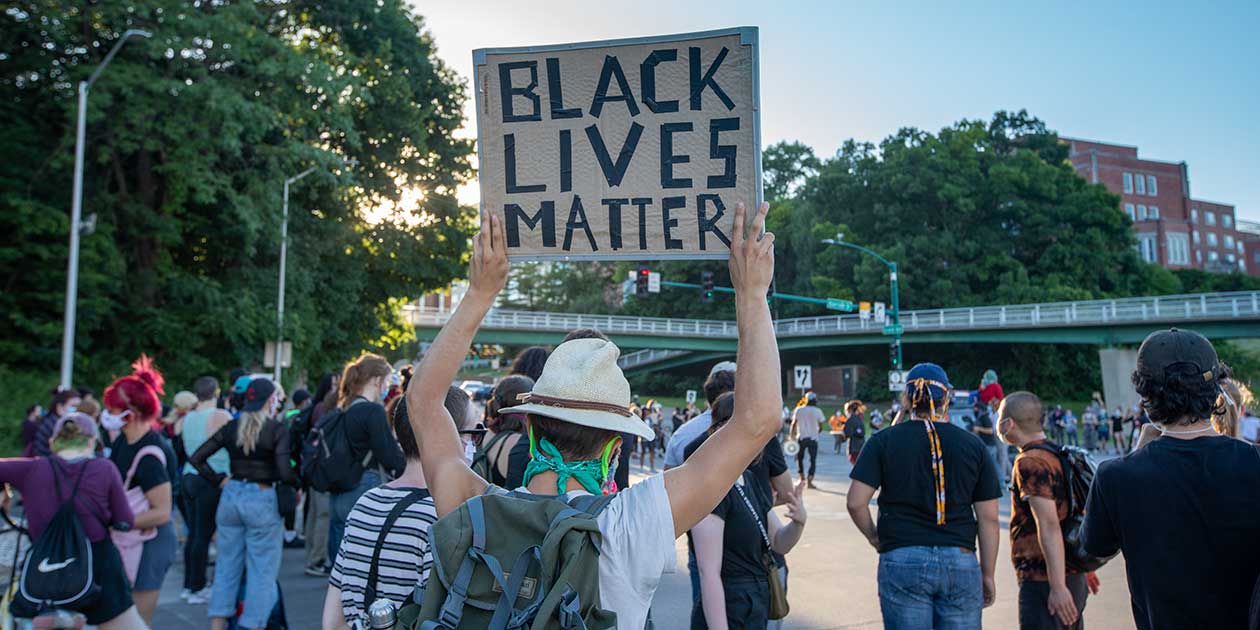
2,201,1257,630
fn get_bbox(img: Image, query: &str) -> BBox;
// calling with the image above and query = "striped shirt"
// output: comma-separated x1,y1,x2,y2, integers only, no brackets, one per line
329,485,437,626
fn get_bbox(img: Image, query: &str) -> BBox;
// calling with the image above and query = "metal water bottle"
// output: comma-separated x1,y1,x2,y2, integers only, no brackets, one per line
367,598,399,629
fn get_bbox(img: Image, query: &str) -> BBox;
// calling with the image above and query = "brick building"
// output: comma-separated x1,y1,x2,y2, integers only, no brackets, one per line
1063,138,1255,275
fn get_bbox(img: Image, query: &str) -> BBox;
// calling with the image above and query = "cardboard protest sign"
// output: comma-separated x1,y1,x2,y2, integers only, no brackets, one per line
473,27,761,260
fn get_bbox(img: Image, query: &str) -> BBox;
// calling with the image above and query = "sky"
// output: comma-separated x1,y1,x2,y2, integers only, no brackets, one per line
418,1,1260,222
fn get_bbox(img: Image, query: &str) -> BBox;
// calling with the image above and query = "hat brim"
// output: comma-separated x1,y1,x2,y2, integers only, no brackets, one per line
499,403,655,441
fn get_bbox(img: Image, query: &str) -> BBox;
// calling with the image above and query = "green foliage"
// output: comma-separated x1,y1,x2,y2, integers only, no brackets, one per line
1,2,474,392
762,140,821,202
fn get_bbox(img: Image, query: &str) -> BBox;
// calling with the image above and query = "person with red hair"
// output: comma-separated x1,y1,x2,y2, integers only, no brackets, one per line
102,355,179,626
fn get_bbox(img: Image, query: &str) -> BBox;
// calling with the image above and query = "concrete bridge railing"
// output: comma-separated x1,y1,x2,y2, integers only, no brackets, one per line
408,291,1260,339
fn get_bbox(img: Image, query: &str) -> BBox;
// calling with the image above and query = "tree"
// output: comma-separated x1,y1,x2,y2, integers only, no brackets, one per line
762,140,820,202
0,1,474,393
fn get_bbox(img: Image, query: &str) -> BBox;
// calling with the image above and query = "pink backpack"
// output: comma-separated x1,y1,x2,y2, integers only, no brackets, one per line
110,444,166,585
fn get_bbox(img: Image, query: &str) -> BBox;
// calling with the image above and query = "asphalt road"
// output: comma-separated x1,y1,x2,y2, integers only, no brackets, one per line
154,447,1138,629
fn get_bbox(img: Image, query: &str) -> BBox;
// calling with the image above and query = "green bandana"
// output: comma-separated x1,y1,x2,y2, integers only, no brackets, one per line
522,428,615,496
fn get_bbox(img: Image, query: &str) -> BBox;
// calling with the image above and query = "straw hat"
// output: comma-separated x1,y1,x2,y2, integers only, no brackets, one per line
499,338,654,440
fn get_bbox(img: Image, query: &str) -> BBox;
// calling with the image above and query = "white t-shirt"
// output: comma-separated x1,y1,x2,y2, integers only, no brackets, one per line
664,410,713,468
793,405,825,440
519,473,677,630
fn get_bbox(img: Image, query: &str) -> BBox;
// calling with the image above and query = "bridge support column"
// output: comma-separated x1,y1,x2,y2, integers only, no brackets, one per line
1098,348,1140,415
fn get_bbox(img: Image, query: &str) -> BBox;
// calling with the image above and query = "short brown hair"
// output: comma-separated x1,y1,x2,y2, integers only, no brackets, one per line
528,414,620,460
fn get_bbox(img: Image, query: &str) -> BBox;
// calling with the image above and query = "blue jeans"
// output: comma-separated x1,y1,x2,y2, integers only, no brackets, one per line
877,545,982,630
328,470,380,564
209,480,283,628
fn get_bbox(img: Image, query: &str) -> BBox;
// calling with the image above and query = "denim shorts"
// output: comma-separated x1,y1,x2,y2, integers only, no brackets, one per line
877,545,982,630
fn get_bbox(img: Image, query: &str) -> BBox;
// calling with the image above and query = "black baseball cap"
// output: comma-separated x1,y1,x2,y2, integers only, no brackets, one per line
1134,328,1222,384
291,388,311,407
241,378,277,412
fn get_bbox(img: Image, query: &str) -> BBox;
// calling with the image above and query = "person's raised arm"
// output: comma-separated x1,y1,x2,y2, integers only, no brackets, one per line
664,202,781,537
405,212,508,517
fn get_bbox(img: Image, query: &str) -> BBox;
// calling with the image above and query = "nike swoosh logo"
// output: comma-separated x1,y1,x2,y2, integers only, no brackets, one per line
36,558,76,573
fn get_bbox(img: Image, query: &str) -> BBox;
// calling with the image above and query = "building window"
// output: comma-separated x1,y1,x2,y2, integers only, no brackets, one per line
1138,234,1158,263
1191,208,1198,223
1254,251,1260,264
1192,230,1200,244
1207,232,1218,247
1242,260,1248,273
1206,211,1217,225
1135,174,1146,195
1208,251,1219,262
1239,241,1246,253
1149,206,1159,219
1147,175,1157,196
1123,173,1133,193
1137,205,1148,220
1167,233,1190,265
1223,214,1233,228
1225,235,1235,249
1227,253,1236,263
1124,203,1135,221
1197,250,1204,264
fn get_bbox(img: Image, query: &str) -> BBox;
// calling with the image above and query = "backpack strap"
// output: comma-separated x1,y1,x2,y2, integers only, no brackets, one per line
361,490,432,614
1021,442,1075,517
427,495,507,629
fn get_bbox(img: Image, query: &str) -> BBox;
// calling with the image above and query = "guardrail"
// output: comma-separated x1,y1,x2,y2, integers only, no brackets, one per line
407,291,1260,338
617,348,692,369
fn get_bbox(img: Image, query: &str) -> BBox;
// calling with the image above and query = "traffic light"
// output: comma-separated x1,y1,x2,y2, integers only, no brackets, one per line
636,266,650,297
701,271,715,302
889,340,901,370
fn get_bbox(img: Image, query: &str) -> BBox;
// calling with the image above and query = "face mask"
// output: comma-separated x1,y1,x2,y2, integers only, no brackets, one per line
379,388,390,403
462,439,477,465
101,409,130,431
64,405,78,416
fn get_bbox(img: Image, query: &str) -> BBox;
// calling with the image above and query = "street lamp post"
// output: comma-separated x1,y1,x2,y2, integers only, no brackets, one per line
274,167,317,384
821,234,902,369
274,159,355,384
59,29,152,391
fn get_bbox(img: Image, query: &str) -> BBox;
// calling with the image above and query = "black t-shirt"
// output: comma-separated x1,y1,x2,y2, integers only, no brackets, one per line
1083,436,1260,630
845,413,867,452
615,432,634,491
972,411,997,446
110,430,175,493
340,399,407,479
684,433,786,507
850,420,1002,553
1110,414,1124,432
708,472,770,580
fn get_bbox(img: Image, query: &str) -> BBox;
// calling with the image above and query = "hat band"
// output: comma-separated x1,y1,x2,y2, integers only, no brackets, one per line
518,392,633,417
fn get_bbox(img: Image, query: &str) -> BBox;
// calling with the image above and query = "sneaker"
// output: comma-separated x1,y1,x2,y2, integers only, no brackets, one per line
186,590,210,605
304,563,330,577
179,588,192,601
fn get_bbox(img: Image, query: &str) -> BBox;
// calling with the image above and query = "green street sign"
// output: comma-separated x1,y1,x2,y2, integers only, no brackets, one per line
826,298,856,312
883,323,904,336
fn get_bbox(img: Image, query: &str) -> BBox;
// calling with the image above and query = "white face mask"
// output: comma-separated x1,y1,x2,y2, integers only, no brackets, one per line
101,409,130,431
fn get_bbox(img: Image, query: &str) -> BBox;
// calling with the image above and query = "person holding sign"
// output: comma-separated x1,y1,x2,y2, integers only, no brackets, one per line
404,201,780,630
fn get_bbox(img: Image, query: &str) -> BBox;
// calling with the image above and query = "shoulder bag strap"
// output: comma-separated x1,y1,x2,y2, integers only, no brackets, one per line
733,478,772,552
124,444,167,489
361,490,431,613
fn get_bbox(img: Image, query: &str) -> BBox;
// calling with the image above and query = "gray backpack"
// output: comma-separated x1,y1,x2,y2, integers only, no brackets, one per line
395,487,617,630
